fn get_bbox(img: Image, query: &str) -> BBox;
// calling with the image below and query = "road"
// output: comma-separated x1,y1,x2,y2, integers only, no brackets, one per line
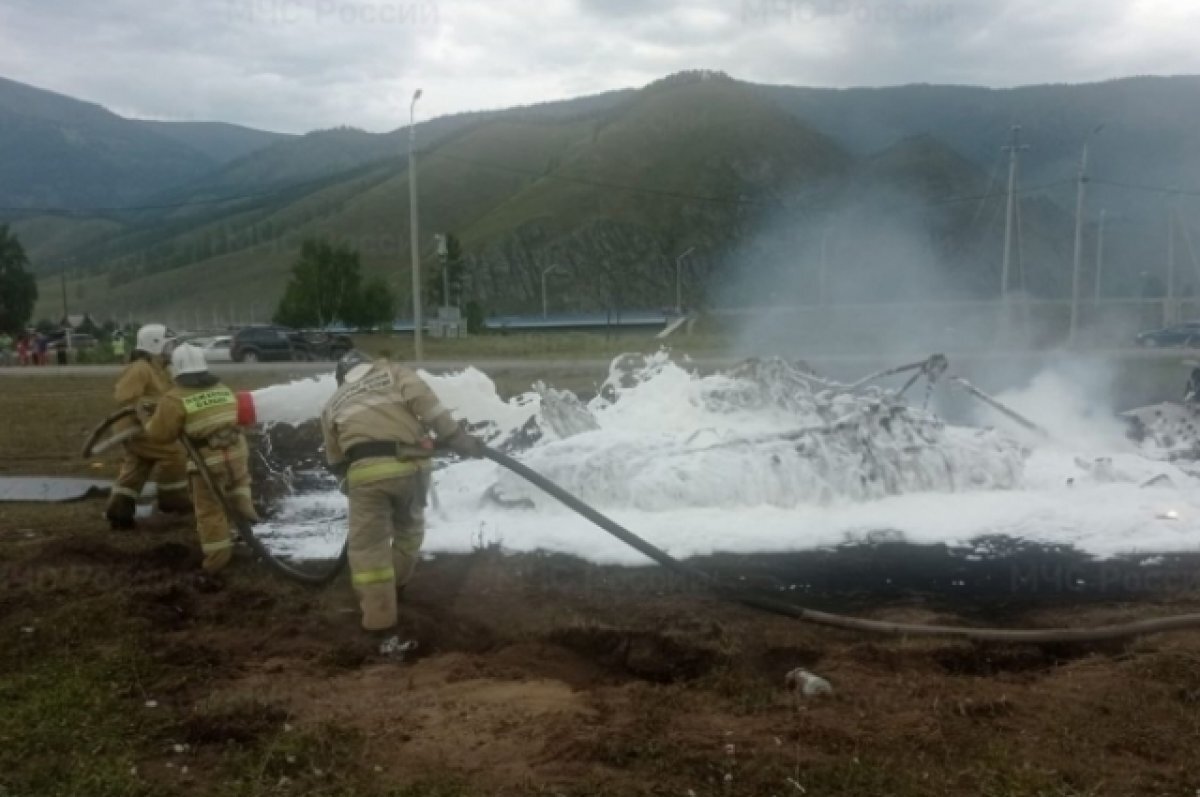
0,359,644,378
0,348,1194,379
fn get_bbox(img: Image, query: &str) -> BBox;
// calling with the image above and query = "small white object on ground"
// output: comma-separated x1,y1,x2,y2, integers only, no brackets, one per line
785,668,833,697
378,636,419,659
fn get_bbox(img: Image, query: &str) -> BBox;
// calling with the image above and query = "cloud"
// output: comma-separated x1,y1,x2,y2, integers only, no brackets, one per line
0,0,1196,134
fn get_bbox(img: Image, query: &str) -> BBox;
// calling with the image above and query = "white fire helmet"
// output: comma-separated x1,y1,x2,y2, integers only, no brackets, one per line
171,343,208,376
135,323,174,355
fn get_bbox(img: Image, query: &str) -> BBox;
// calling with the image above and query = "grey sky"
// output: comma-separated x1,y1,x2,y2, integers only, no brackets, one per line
0,0,1197,134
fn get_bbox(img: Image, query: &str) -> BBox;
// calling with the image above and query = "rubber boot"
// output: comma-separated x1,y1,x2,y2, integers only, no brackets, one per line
104,494,137,530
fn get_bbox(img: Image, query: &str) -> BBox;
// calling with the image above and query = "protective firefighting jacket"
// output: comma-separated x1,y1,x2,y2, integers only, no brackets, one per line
320,360,460,488
114,355,184,461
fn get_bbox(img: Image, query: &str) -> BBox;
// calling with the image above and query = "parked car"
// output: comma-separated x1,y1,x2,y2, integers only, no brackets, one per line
300,330,354,362
231,325,353,362
1135,322,1200,348
201,336,233,362
231,325,308,362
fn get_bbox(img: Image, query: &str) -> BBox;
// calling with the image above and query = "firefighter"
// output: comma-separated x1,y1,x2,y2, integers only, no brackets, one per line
1185,367,1200,403
321,350,484,633
140,343,258,572
104,323,191,529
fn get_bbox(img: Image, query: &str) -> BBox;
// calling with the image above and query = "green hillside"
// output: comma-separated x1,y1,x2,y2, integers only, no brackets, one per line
19,71,1200,324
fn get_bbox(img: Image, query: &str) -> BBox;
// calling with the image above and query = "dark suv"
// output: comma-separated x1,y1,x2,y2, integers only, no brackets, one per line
231,325,352,362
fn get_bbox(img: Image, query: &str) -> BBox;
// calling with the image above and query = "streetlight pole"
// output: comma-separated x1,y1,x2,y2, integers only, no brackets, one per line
541,264,560,319
674,247,694,315
1069,125,1103,346
408,88,424,361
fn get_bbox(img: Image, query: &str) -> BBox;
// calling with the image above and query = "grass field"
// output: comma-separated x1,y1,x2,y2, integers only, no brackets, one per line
4,366,1200,795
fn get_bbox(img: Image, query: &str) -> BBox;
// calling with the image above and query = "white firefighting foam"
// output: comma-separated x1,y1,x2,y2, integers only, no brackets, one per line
254,353,1200,564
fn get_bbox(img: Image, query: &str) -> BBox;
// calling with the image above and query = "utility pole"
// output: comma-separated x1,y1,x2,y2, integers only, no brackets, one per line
819,228,831,305
674,247,694,315
541,264,560,319
998,126,1027,303
408,88,424,361
1167,195,1177,326
1093,209,1107,303
1069,127,1102,345
434,233,449,309
1000,126,1028,309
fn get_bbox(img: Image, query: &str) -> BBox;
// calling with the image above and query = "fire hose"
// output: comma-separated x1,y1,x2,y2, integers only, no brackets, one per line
180,435,348,586
84,407,347,585
480,448,1200,643
86,413,1200,642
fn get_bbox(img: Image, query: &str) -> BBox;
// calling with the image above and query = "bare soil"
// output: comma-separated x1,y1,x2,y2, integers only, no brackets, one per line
3,373,1200,796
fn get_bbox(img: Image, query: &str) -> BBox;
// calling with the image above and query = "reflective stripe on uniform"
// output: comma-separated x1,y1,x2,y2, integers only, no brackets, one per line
203,453,245,470
347,459,418,487
158,480,189,492
352,566,396,586
111,486,140,499
201,538,233,553
227,486,252,498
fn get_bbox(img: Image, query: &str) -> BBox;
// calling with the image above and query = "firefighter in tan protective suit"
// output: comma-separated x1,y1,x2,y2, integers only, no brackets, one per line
321,350,484,633
141,344,258,572
104,323,191,529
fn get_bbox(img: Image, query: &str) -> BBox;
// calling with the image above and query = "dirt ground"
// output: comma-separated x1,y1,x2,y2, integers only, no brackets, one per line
3,372,1200,796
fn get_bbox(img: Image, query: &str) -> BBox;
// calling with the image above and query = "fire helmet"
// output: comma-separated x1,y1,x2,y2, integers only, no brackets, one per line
335,349,372,386
135,323,174,355
171,343,209,376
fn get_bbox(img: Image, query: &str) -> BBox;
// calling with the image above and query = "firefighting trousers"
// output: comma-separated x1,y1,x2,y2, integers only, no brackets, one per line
347,473,427,632
190,441,258,572
105,438,191,523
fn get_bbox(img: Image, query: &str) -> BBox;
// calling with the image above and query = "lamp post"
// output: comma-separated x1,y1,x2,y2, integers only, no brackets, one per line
408,88,423,360
541,264,560,319
674,247,694,315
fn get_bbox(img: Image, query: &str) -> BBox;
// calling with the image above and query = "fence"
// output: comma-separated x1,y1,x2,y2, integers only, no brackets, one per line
711,298,1200,355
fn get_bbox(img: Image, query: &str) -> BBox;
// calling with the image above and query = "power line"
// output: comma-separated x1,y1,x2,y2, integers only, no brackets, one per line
1090,177,1200,198
0,148,1166,220
0,170,383,215
432,150,1071,212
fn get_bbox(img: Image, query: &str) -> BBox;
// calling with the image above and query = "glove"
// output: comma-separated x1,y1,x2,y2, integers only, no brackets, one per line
445,430,485,459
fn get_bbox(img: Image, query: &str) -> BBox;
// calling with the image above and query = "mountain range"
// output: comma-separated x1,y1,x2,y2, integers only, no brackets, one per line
2,71,1198,323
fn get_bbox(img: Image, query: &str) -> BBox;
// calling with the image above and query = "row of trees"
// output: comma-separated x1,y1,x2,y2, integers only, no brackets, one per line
273,239,396,329
0,226,38,334
275,234,483,331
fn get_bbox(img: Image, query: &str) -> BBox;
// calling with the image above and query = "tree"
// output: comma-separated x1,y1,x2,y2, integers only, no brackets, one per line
274,239,363,327
344,277,396,330
0,226,38,334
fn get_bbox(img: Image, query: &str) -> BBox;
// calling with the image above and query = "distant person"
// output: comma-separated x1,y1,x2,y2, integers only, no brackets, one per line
103,324,192,530
34,333,48,365
1185,368,1200,404
320,350,484,634
16,334,29,366
140,344,257,573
